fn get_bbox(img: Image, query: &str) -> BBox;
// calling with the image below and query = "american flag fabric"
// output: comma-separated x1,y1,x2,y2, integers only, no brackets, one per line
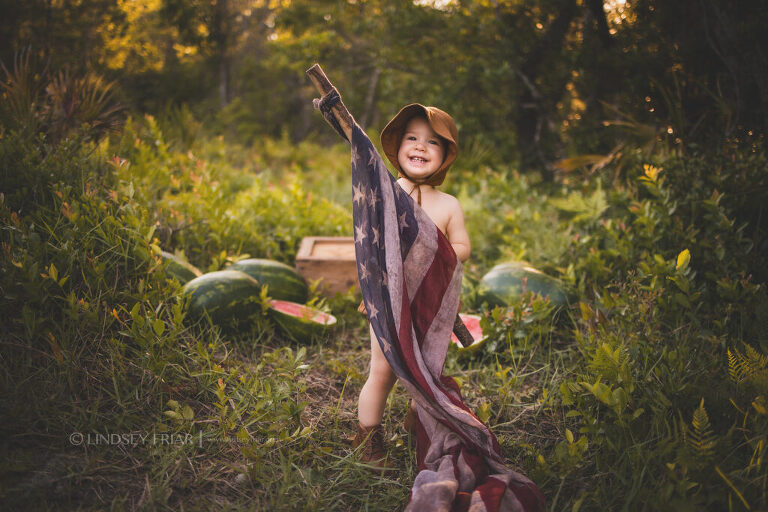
349,124,545,512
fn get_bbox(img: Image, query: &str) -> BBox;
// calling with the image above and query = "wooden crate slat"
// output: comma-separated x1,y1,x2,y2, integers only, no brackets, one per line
296,237,358,295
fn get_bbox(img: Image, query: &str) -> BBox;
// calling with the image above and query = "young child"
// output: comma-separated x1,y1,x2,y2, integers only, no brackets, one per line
353,104,470,470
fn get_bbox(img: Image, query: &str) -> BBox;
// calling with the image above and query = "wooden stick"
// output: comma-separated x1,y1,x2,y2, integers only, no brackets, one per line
305,64,357,141
453,314,474,349
306,63,474,349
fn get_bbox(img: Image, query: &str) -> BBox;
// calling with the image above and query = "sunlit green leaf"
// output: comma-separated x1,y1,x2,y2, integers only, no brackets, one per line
676,249,691,271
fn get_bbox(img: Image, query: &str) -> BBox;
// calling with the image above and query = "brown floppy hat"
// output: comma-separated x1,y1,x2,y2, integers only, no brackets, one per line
380,103,459,186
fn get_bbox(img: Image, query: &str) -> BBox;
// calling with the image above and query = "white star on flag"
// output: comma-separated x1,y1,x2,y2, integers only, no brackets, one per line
358,262,371,281
368,151,379,168
368,188,380,209
366,301,379,320
399,211,409,230
355,223,368,245
353,183,367,206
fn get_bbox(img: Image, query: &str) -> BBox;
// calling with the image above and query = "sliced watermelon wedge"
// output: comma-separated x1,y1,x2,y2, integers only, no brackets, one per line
267,299,337,342
450,313,488,354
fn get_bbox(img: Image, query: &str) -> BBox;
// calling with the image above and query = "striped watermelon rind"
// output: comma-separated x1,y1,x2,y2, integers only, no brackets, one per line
161,250,203,284
227,258,308,303
477,261,569,309
183,270,263,326
267,299,337,342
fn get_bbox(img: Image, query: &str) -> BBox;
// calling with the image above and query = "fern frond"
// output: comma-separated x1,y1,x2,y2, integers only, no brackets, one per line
688,398,716,460
587,340,630,384
728,345,768,389
744,344,768,367
728,348,746,383
744,345,768,390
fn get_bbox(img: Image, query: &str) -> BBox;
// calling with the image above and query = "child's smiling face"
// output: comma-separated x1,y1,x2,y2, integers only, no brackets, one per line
397,116,445,181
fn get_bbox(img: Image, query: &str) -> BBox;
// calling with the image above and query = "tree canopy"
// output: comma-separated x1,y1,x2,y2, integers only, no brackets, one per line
2,0,766,175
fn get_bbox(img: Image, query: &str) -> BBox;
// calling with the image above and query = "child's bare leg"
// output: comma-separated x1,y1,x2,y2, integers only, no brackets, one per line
358,324,397,427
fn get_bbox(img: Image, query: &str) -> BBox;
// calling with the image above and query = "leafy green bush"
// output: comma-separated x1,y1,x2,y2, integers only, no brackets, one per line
443,166,570,287
111,115,351,269
0,105,356,508
442,140,767,509
543,155,767,509
3,82,767,509
0,50,123,144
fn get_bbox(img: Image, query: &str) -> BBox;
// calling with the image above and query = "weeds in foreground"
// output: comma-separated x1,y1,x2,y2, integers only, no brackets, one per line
2,105,767,511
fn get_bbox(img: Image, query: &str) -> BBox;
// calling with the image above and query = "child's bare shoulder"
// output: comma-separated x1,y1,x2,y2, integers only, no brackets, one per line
434,189,463,214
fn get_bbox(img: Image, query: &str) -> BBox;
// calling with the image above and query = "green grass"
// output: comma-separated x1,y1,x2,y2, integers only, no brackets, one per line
1,116,767,511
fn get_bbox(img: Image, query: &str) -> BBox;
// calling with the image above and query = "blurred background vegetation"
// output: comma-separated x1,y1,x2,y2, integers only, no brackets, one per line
2,1,768,510
2,0,766,176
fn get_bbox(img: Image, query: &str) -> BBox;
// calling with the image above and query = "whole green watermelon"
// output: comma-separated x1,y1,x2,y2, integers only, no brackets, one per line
477,262,569,308
161,251,203,284
226,258,308,303
183,270,263,326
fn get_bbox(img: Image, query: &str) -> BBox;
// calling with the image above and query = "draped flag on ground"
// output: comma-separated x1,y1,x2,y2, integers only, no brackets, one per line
348,123,545,512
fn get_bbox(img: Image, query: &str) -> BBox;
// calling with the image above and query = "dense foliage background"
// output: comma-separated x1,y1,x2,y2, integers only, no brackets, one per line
3,0,767,175
1,1,767,510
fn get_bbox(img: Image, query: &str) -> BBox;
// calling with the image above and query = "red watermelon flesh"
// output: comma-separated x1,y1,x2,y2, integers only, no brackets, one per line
267,299,337,342
451,314,485,347
269,300,336,325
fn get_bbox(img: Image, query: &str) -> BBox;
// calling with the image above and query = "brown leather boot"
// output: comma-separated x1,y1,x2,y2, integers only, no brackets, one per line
352,423,393,473
403,404,419,435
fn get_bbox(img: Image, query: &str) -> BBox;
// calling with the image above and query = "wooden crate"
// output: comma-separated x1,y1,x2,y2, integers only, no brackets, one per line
295,237,358,296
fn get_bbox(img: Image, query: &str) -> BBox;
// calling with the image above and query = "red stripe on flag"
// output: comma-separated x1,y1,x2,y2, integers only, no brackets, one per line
509,481,547,511
415,412,430,470
398,278,438,400
439,375,486,428
461,445,489,490
478,476,508,511
453,492,472,512
411,227,457,346
432,375,504,460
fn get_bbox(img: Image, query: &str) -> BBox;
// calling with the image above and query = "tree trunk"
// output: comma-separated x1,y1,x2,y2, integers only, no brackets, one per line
586,0,612,49
515,0,579,180
359,66,381,130
218,57,230,106
212,0,231,107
